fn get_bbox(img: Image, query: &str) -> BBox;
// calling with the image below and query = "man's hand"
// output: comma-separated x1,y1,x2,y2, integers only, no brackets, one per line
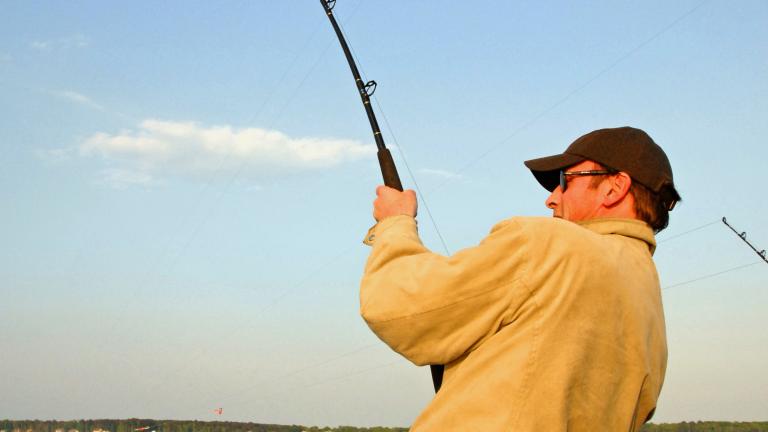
373,185,418,222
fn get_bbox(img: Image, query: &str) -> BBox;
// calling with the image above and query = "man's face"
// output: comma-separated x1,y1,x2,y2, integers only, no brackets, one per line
545,160,611,222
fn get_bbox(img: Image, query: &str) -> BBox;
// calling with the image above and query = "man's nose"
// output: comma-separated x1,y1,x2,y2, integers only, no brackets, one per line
545,187,561,209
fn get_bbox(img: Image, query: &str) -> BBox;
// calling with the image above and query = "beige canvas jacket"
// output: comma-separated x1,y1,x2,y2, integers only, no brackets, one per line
360,215,667,431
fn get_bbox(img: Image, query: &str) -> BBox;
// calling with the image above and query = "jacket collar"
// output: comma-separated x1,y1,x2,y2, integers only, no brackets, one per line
576,218,657,254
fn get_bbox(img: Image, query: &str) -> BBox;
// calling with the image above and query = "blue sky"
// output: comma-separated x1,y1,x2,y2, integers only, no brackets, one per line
1,0,767,427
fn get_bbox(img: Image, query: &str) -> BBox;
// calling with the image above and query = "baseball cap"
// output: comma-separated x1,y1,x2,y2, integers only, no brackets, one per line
524,126,681,210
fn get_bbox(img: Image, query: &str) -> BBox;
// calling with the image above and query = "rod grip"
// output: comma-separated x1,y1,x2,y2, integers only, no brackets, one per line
377,148,403,192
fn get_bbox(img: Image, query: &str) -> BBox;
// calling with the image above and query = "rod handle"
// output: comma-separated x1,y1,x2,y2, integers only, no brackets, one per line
378,148,403,191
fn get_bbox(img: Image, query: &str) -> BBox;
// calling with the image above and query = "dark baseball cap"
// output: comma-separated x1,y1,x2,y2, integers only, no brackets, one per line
524,126,680,210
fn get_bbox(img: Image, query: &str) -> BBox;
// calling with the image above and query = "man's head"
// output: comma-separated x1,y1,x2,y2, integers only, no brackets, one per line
524,127,681,233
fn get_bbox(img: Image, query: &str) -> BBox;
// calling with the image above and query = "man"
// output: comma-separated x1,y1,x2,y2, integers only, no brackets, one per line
360,126,680,431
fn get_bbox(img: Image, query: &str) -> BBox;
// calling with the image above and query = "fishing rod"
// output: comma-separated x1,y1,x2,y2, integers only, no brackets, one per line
319,0,402,192
722,217,768,264
319,0,444,392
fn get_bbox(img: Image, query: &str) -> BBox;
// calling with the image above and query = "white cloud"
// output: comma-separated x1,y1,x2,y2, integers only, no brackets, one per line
52,90,105,111
30,34,88,51
418,168,465,180
76,119,375,186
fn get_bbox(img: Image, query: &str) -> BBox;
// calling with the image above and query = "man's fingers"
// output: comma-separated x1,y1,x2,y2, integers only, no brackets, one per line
372,186,417,221
376,185,389,196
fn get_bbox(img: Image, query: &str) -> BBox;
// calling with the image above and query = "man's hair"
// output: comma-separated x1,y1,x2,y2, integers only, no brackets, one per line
629,181,670,233
589,164,672,233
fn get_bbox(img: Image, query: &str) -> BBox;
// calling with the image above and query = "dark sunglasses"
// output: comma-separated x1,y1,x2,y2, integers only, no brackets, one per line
559,169,617,192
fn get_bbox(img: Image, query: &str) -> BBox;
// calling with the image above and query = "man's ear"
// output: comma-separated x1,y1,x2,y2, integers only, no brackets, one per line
603,172,632,207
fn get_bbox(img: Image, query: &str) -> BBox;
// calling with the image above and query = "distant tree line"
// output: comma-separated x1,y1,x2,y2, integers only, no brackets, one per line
2,419,767,432
640,422,768,432
0,420,407,432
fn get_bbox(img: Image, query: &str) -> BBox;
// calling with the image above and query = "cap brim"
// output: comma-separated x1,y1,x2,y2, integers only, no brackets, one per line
524,153,584,192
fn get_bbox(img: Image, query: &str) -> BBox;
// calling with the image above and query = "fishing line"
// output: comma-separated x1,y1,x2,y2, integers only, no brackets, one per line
265,1,365,131
661,217,767,290
264,38,333,130
662,261,763,291
373,91,451,255
247,10,330,128
425,0,710,196
657,219,721,243
334,13,450,254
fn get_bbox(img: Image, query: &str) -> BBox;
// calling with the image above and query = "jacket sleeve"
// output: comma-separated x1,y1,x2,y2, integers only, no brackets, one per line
359,215,533,366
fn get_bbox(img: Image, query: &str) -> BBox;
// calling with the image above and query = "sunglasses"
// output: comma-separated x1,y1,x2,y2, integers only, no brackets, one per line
559,169,617,192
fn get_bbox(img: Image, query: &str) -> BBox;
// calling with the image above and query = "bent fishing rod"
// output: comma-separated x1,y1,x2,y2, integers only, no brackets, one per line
320,0,444,392
320,0,402,192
